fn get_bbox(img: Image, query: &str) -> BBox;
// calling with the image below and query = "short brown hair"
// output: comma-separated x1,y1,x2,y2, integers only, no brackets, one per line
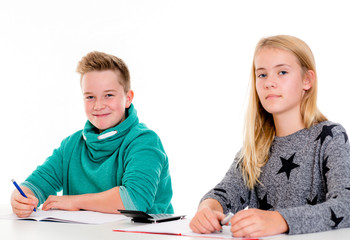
76,51,131,92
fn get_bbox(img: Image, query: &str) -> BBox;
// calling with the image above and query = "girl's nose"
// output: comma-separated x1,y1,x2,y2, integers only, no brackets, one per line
264,77,277,89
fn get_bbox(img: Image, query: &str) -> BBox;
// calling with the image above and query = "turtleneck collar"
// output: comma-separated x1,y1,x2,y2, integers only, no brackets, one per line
82,104,139,162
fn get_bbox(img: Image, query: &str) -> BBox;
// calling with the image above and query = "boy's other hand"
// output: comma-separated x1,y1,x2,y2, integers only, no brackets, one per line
42,195,80,211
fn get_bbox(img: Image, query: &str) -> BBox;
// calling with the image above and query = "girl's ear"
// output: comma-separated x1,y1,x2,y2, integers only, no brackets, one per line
125,90,134,108
303,70,315,91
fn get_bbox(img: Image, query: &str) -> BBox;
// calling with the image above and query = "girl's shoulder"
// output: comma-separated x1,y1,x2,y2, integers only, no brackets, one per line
310,120,348,145
311,120,347,134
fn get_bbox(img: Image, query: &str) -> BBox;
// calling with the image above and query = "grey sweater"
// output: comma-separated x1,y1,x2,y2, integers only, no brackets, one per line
201,121,350,234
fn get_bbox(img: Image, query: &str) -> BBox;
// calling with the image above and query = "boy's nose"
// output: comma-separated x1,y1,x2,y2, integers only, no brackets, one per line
94,99,106,110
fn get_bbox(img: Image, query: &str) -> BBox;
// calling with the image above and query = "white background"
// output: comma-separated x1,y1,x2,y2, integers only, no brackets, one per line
1,0,350,217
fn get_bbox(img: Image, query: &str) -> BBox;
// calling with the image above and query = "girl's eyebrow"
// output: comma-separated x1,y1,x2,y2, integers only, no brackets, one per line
274,64,292,68
255,64,292,72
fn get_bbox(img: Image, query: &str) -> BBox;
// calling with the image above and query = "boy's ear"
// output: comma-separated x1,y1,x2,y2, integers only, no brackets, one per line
303,70,315,91
125,90,134,108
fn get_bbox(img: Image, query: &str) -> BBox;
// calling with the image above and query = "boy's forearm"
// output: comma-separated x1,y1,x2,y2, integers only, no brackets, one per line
75,186,125,213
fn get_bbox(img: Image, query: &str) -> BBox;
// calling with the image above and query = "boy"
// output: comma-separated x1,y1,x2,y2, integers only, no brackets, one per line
11,51,173,217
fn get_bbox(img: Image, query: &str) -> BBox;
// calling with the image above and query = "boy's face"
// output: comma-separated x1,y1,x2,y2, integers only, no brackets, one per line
81,70,133,132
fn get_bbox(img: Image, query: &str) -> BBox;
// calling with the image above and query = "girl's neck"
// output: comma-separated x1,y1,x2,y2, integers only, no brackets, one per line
273,111,305,137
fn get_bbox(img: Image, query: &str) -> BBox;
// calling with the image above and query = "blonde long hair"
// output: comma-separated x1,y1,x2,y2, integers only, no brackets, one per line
239,35,327,189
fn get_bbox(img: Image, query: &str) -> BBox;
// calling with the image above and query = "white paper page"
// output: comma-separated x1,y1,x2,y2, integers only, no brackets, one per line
117,218,235,239
1,209,128,224
116,218,283,239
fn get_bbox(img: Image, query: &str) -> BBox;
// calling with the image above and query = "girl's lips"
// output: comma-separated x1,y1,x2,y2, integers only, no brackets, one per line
266,94,281,99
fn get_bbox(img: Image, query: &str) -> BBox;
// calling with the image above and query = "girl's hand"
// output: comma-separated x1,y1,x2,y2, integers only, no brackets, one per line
11,191,38,218
42,195,80,211
189,206,226,234
230,208,288,238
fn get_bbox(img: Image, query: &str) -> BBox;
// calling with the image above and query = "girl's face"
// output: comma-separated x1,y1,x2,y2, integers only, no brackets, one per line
254,47,312,118
81,70,133,132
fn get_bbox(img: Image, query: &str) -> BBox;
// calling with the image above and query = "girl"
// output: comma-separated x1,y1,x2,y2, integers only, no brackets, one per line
189,35,350,237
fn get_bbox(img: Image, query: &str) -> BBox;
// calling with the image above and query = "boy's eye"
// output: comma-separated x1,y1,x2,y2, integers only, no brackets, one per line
106,94,114,98
85,96,94,100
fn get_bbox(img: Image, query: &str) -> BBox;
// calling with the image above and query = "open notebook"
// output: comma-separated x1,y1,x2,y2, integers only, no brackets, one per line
1,209,128,224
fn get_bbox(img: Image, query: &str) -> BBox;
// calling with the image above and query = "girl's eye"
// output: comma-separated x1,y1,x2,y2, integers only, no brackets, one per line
106,94,114,98
257,73,267,78
279,71,288,75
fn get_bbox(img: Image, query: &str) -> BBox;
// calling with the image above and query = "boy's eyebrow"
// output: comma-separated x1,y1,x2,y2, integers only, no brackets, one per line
83,89,117,95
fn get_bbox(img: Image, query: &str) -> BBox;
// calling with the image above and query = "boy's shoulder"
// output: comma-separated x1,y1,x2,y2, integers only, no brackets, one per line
60,129,84,145
127,122,159,139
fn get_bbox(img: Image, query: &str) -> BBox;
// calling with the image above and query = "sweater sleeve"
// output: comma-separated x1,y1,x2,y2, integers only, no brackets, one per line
21,138,66,206
120,129,172,213
201,154,251,214
278,126,350,234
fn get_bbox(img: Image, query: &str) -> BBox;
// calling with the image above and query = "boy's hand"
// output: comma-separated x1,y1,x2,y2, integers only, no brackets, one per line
42,195,80,211
189,206,226,234
230,208,288,238
11,191,38,218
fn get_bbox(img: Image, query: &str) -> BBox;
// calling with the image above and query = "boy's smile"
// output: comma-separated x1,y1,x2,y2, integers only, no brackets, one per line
81,70,133,132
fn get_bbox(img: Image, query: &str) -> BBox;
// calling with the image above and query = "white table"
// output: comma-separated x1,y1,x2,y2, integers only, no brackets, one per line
1,205,349,240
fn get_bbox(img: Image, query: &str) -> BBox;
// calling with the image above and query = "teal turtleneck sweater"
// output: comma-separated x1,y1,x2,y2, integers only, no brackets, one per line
22,104,173,214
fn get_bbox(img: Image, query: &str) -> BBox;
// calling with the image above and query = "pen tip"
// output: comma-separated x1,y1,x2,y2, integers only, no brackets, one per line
11,179,15,182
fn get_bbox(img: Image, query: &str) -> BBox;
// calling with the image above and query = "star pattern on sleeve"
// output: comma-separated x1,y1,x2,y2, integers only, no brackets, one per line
277,153,300,180
240,196,245,205
306,195,318,205
322,156,330,190
213,188,228,202
342,132,349,143
213,188,232,210
315,125,337,146
258,193,273,210
330,208,343,229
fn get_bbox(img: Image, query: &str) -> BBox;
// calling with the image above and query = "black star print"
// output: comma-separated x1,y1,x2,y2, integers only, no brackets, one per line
214,192,227,202
315,125,337,146
258,193,273,210
346,187,350,191
323,156,330,190
330,208,343,229
277,153,300,179
214,188,226,193
343,132,349,143
240,196,245,205
306,195,318,205
214,188,231,210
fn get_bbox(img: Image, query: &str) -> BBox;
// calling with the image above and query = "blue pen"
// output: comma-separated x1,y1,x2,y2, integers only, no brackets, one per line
11,179,36,212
